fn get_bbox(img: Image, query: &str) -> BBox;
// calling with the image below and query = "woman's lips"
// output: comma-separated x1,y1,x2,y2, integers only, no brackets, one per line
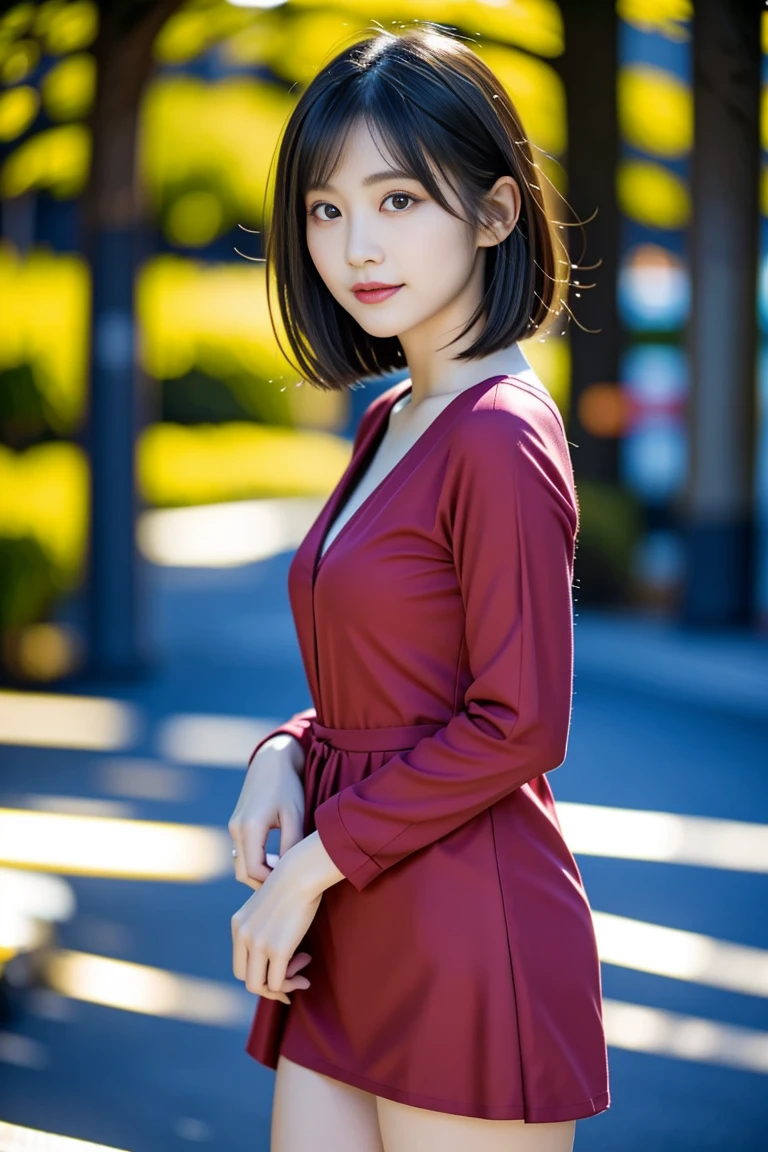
352,284,403,304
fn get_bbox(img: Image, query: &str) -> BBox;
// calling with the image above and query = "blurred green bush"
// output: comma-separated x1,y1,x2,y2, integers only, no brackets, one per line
0,534,60,631
574,479,645,605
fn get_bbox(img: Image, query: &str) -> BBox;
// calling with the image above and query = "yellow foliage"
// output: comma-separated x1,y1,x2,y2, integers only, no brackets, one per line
520,330,570,416
154,9,211,65
154,3,252,65
0,244,90,432
617,159,689,230
139,421,354,506
166,190,225,247
223,17,291,68
0,441,88,585
0,85,39,142
137,254,350,429
266,11,368,87
139,75,294,231
616,0,691,41
41,52,96,121
137,253,294,388
619,65,691,158
455,0,563,57
1,37,39,84
285,0,564,60
41,1,98,56
1,122,90,198
155,0,564,77
0,6,35,37
473,42,566,157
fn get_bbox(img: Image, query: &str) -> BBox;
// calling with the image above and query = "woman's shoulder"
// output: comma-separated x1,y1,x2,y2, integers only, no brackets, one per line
442,373,577,524
443,376,578,534
453,373,570,464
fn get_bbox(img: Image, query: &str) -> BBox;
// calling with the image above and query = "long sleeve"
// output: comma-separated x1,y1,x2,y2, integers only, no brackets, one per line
245,394,387,771
313,403,579,891
247,707,316,770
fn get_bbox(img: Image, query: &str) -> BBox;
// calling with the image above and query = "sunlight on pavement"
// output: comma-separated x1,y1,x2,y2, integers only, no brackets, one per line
138,496,323,568
157,712,281,767
0,869,75,965
0,810,231,881
0,914,47,962
12,796,135,819
604,999,768,1074
45,950,253,1027
559,801,768,872
595,911,768,997
0,691,140,752
0,1120,130,1150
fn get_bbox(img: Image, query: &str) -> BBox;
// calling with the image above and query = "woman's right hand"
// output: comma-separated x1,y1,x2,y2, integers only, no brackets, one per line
229,736,306,892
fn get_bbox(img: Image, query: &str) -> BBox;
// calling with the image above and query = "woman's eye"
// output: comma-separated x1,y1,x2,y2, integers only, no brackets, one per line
383,192,416,212
308,193,418,219
309,203,340,221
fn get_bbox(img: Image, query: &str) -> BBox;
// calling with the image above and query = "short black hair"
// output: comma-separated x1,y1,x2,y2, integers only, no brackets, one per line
265,25,568,390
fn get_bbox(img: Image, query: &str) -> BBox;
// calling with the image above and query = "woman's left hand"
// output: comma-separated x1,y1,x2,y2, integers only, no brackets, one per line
231,852,322,1005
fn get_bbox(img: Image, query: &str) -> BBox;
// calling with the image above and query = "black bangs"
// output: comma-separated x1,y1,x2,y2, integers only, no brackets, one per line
293,91,471,228
265,27,565,391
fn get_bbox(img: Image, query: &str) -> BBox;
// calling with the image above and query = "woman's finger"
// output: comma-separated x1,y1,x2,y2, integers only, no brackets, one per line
233,930,311,997
245,941,275,1000
239,869,265,893
229,819,260,888
265,951,290,996
256,981,292,1005
241,818,274,886
283,975,310,992
285,952,312,978
228,819,246,884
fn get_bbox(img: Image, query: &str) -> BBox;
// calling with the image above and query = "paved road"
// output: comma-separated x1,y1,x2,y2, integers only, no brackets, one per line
0,552,766,1151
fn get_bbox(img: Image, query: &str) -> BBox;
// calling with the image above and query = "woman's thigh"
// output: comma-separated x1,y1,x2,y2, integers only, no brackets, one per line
271,1054,384,1152
376,1098,576,1152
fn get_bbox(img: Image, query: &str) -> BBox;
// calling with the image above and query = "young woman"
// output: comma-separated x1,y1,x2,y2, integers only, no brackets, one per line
229,25,610,1152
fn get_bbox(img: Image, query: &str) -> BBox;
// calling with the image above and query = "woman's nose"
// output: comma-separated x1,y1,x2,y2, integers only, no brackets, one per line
345,212,384,267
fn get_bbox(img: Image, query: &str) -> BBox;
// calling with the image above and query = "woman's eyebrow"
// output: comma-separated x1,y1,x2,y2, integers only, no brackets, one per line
361,168,418,187
308,168,419,194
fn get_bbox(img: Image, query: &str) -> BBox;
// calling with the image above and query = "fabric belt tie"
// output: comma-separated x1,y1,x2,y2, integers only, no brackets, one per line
310,720,443,759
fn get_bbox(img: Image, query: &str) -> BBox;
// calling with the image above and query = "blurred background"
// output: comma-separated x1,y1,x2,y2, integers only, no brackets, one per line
0,0,766,1149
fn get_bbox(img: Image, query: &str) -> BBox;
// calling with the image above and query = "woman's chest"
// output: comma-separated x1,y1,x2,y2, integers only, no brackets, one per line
319,397,454,560
319,438,413,559
311,443,460,635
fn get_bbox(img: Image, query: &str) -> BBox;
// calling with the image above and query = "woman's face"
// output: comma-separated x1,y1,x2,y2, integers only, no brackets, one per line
304,119,484,349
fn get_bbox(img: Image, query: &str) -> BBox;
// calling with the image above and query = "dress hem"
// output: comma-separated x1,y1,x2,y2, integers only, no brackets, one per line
269,1040,611,1123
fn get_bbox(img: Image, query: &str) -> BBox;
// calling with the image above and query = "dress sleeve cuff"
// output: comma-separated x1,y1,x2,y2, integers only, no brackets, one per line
314,792,383,892
247,712,315,769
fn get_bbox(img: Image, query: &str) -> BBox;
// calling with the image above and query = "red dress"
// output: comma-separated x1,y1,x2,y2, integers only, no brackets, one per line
245,373,610,1122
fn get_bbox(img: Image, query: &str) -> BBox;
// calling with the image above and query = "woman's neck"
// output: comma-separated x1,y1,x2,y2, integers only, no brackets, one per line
400,341,533,412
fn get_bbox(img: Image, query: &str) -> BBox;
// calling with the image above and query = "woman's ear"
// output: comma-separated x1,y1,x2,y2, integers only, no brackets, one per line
477,176,521,248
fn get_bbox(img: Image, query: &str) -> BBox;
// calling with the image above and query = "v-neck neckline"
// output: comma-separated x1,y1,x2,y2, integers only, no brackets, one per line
314,372,520,575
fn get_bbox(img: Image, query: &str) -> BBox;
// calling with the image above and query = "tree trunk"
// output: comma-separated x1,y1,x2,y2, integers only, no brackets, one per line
80,0,182,677
558,0,621,488
682,0,761,627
